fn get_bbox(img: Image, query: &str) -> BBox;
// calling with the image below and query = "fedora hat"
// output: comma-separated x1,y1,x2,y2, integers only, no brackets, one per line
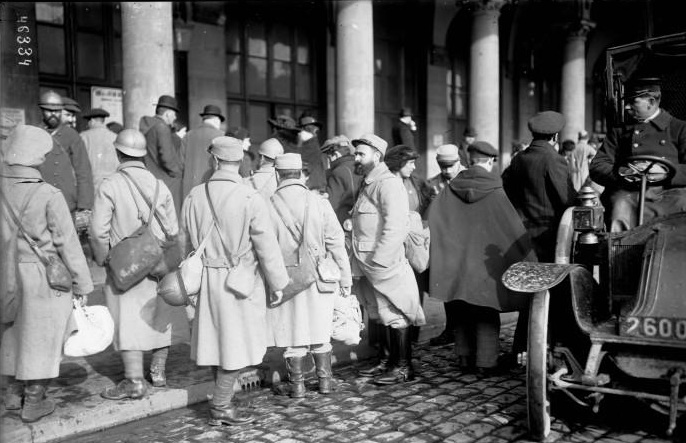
154,95,179,112
199,104,225,122
268,114,300,133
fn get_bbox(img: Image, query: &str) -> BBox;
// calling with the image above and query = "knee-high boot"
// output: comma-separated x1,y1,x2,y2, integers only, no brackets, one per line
312,351,333,394
21,380,55,423
359,325,392,376
150,347,169,387
285,355,307,398
208,369,254,426
376,327,415,385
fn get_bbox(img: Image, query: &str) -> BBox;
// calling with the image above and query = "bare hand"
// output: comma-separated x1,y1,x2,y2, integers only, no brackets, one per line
270,290,284,306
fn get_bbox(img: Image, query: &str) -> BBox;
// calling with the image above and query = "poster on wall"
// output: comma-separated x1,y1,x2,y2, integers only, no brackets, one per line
91,87,123,125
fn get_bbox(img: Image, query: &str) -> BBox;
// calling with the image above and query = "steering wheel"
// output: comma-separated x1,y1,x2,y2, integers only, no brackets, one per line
618,155,676,186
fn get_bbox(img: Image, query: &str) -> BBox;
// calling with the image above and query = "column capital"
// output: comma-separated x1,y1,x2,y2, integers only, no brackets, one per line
457,0,508,13
567,19,595,39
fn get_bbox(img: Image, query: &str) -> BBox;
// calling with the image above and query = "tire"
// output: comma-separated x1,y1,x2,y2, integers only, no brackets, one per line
527,290,551,441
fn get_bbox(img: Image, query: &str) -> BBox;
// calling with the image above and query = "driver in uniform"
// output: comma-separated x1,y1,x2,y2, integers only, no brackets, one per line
590,77,686,231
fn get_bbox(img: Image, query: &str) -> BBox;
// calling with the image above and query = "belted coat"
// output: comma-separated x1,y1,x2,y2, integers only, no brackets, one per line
180,169,289,370
90,161,189,351
0,166,93,380
244,165,279,201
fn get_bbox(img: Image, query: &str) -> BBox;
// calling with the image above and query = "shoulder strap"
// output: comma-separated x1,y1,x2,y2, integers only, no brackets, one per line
204,181,247,264
120,169,171,239
0,183,51,266
271,192,304,244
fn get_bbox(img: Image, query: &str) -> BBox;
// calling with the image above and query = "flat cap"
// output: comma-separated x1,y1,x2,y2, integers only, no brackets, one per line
352,133,388,156
436,144,460,164
208,136,243,162
528,111,565,135
259,138,284,160
623,77,661,100
82,108,110,119
2,125,53,167
62,97,81,113
321,135,351,153
275,153,302,170
468,141,498,158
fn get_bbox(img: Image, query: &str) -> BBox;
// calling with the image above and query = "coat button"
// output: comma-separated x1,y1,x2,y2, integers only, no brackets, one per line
660,140,666,145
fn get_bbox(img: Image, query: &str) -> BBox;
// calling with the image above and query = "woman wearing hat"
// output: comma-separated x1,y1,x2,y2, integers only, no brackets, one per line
0,125,93,423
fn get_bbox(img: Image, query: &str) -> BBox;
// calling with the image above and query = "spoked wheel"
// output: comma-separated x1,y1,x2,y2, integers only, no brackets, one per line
527,290,551,441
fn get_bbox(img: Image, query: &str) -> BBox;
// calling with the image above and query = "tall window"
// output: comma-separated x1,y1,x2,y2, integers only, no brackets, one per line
447,58,468,144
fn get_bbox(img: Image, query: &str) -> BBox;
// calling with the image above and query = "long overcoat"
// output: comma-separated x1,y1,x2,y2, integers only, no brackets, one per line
80,123,119,193
326,154,362,225
351,163,425,326
428,166,535,312
90,161,189,351
180,123,224,201
140,115,183,211
180,169,289,370
0,166,93,380
267,179,352,347
244,165,279,201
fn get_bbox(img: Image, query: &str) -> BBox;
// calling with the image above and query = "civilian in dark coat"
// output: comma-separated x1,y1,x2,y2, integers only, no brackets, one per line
182,107,226,200
391,108,417,148
322,136,362,225
429,141,534,372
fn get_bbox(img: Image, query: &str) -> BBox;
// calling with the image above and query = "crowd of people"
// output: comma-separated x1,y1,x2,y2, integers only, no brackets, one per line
2,75,685,427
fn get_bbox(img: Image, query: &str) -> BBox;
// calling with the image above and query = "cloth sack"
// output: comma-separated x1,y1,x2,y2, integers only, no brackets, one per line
331,292,364,345
405,211,430,273
63,301,114,357
315,253,340,293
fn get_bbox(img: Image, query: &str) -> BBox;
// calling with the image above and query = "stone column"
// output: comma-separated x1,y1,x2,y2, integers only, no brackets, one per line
336,0,374,138
121,2,175,129
468,0,505,151
560,21,593,142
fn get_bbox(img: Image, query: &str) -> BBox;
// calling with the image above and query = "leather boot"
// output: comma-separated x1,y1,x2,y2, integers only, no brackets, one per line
359,325,392,376
285,355,306,398
101,378,148,400
150,347,169,388
376,327,415,385
208,369,254,426
21,382,55,423
313,351,333,394
4,378,23,410
209,406,255,426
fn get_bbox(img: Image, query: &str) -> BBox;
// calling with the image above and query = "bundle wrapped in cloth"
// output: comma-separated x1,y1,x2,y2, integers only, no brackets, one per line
331,292,364,346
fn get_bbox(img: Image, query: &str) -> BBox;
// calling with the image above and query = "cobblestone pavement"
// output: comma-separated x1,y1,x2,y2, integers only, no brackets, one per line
71,325,684,443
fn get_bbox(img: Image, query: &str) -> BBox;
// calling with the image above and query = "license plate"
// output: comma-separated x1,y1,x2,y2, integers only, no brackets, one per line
621,316,686,340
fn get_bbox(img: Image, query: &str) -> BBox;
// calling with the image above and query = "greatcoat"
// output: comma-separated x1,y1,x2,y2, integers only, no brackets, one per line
244,165,279,201
180,123,224,201
0,166,93,380
267,179,352,348
80,122,119,193
140,115,183,211
90,161,189,351
180,169,289,370
351,163,425,326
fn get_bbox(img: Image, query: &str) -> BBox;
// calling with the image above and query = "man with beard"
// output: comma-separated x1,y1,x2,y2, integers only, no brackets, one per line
61,97,81,129
321,135,362,225
351,134,425,385
37,91,94,227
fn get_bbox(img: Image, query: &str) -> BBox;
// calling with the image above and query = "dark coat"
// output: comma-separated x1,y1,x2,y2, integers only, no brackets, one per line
140,116,182,211
39,124,94,212
326,155,362,224
405,174,433,219
300,136,327,191
428,166,534,312
392,120,415,148
180,123,224,201
502,139,576,262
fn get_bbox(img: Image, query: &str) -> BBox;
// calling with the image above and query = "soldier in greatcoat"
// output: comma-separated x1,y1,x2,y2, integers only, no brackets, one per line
90,129,189,400
244,138,284,201
350,134,426,385
0,125,93,423
267,153,352,397
179,136,289,426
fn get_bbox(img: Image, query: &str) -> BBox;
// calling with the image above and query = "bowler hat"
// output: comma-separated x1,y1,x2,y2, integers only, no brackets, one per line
199,104,225,122
154,95,179,112
352,133,388,156
208,136,243,162
2,125,53,167
298,115,323,129
528,111,565,135
62,97,81,114
275,153,302,170
268,115,300,133
321,135,351,153
464,126,477,138
399,107,412,118
623,77,661,100
82,108,110,120
468,141,498,158
436,144,460,164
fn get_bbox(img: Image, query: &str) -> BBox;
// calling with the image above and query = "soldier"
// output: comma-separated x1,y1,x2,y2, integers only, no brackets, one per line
244,138,284,201
428,144,465,197
61,97,81,129
181,104,225,201
297,113,327,191
179,136,289,426
80,108,119,193
226,126,257,178
589,77,686,231
321,135,362,225
351,134,425,385
37,91,94,227
90,129,189,400
0,125,93,423
392,108,417,148
268,153,352,397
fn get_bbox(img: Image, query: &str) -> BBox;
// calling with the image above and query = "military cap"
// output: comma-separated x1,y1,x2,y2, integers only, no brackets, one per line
154,95,179,112
62,97,81,113
623,77,661,100
82,108,110,120
275,153,302,170
528,111,566,135
2,125,53,167
464,126,477,137
268,115,300,133
468,141,498,158
208,136,243,162
436,144,460,164
259,138,284,160
352,133,388,156
38,91,63,111
200,104,225,122
321,135,351,153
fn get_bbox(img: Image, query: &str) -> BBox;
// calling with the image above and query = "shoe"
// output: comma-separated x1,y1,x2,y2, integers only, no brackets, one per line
21,383,55,423
150,367,166,388
313,351,334,394
208,406,255,426
358,359,390,377
429,330,455,346
375,327,415,385
4,381,23,410
285,356,307,398
101,378,147,400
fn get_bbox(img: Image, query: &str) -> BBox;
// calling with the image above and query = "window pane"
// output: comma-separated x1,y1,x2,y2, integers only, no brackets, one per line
227,102,243,128
247,57,267,96
226,22,241,53
296,64,311,102
454,92,466,118
37,25,66,75
36,2,64,25
247,23,266,57
75,3,103,31
271,24,291,62
227,54,242,94
447,70,453,115
113,36,123,83
113,3,122,35
77,32,105,79
275,106,294,120
271,61,292,99
296,28,309,64
248,104,269,143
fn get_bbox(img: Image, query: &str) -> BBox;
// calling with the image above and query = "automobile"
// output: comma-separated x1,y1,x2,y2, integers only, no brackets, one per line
501,32,686,441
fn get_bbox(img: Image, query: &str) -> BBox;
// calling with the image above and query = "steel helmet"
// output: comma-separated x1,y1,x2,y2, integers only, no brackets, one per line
258,138,284,160
157,270,190,307
38,91,64,111
113,129,147,157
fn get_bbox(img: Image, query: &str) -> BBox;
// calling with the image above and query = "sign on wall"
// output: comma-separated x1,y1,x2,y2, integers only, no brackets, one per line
91,87,123,125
